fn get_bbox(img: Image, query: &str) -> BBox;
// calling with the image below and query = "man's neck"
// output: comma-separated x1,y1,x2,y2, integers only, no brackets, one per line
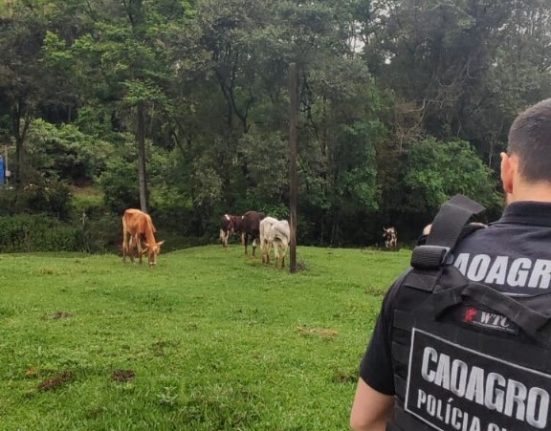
508,180,551,204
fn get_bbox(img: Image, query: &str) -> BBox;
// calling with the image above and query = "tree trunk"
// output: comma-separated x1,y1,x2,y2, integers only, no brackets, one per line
12,102,30,189
289,63,299,273
137,102,148,212
14,136,23,188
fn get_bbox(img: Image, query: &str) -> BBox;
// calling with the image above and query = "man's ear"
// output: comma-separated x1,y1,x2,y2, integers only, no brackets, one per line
501,152,515,194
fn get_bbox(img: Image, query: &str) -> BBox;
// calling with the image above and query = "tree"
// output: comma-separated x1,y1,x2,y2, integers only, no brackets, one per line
403,138,499,215
0,2,47,187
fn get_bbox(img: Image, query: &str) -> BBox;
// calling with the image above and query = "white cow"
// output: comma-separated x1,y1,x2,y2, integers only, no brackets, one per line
266,220,291,268
259,216,279,264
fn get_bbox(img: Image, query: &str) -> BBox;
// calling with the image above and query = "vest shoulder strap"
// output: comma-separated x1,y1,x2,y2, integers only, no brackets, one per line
407,195,485,291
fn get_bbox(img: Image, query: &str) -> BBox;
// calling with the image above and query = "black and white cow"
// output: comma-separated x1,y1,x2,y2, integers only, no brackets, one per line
383,227,398,249
219,214,243,248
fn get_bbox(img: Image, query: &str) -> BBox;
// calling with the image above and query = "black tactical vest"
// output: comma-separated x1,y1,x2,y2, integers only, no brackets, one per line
388,195,551,431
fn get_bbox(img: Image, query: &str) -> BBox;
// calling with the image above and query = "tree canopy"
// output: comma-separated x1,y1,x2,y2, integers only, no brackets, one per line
1,0,549,245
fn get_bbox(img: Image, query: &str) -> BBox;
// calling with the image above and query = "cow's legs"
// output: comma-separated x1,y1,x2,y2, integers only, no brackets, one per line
136,235,146,264
265,241,270,264
223,230,230,248
244,234,248,255
266,240,272,264
260,240,266,263
129,235,138,263
252,237,257,256
273,242,280,267
122,218,129,263
219,229,227,248
122,236,127,262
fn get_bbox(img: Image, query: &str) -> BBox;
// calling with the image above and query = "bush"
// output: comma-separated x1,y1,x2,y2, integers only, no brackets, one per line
0,179,73,220
99,156,140,214
81,212,121,253
403,138,500,214
0,215,84,253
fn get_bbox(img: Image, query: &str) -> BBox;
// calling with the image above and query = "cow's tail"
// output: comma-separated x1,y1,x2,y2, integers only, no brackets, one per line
122,214,129,257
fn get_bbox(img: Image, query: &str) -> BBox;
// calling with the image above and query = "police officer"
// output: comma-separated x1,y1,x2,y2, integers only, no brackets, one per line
350,98,551,431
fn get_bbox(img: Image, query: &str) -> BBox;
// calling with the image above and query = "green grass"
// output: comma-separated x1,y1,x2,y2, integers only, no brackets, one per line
0,245,410,430
71,186,104,211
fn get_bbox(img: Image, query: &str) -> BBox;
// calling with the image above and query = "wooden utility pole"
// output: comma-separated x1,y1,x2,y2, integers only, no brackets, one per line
137,101,148,212
288,63,299,273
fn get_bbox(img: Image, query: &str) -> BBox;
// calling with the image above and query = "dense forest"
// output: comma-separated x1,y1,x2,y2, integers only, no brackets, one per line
0,0,550,251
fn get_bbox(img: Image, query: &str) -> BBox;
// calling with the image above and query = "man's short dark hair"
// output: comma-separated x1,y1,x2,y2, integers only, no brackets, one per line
508,98,551,182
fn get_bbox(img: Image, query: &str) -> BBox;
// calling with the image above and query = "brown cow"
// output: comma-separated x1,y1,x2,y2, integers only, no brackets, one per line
241,211,265,256
122,209,165,266
219,214,243,248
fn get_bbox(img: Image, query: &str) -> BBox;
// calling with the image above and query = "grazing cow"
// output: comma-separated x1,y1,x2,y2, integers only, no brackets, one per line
266,220,291,268
219,214,243,248
382,226,398,249
241,211,265,256
122,209,165,266
259,216,279,263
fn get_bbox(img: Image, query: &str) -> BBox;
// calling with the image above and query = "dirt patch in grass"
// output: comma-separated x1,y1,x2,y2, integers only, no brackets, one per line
38,371,74,391
111,369,135,382
332,368,357,384
25,367,40,378
43,311,73,320
151,340,180,357
296,326,338,339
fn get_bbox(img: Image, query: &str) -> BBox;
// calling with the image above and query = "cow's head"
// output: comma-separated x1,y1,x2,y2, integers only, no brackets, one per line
143,240,165,266
382,227,396,239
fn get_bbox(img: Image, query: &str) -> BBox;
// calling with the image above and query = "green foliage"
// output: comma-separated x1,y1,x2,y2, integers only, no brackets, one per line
99,155,140,215
0,178,74,220
403,138,500,213
239,130,288,203
80,212,122,253
0,214,83,252
27,119,114,182
4,0,551,244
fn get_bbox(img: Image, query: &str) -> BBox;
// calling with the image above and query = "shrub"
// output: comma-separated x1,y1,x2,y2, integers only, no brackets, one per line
99,156,140,214
0,179,73,220
81,212,121,253
0,215,83,252
403,138,500,214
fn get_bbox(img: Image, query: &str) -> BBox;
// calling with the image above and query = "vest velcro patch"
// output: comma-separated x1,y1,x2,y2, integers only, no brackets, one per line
405,328,551,430
453,305,519,335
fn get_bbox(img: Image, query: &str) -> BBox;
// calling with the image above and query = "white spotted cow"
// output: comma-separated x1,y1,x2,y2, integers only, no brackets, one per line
259,216,279,264
266,219,291,268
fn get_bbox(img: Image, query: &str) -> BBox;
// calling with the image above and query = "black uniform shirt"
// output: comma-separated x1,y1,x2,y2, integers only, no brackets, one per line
360,201,551,395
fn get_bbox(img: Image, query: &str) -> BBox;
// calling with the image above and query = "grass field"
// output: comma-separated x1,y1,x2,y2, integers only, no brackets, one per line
0,245,410,430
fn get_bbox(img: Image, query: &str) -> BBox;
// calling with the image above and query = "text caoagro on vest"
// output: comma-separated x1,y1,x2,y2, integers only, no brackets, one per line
388,195,551,431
